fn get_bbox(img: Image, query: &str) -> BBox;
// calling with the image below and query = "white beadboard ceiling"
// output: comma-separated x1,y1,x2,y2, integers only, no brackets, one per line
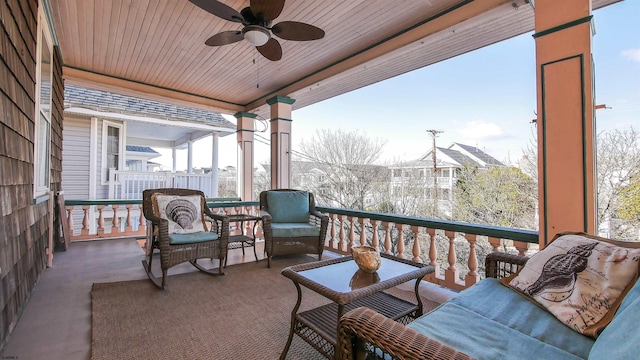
50,0,620,117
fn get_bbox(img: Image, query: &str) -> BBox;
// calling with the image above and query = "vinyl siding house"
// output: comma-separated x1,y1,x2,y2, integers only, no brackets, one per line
61,85,236,234
62,84,236,201
390,143,504,217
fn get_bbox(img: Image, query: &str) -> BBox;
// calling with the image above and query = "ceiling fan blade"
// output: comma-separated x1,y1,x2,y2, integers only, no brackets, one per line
271,21,325,41
189,0,244,23
205,31,243,46
256,38,282,61
250,0,285,21
240,7,258,24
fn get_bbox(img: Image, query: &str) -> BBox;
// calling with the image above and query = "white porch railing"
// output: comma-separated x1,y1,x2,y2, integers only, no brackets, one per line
108,170,214,199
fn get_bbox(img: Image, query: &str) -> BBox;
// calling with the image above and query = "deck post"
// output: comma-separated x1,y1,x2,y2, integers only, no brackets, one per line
211,132,220,197
267,96,295,189
235,112,257,201
534,0,596,246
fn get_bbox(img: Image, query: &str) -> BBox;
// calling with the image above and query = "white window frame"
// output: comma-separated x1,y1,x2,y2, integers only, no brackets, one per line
33,5,54,198
101,120,125,184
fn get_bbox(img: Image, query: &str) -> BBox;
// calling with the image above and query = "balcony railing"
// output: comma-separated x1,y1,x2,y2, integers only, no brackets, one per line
62,199,538,290
107,170,216,199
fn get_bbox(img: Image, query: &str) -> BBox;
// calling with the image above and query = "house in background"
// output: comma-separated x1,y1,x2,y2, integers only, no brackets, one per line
125,145,162,172
62,84,236,202
61,85,237,235
390,143,504,217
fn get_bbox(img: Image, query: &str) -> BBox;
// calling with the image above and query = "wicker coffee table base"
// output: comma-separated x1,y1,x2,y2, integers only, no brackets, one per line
292,292,419,359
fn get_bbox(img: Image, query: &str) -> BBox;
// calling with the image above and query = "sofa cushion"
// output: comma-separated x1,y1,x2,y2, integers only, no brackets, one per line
407,279,595,359
152,194,206,234
588,278,640,359
168,232,219,245
266,191,310,223
271,223,319,238
505,232,640,338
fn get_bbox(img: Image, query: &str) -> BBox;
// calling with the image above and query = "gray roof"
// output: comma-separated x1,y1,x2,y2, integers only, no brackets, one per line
452,143,503,166
395,143,503,169
126,145,159,154
438,147,478,166
64,84,235,129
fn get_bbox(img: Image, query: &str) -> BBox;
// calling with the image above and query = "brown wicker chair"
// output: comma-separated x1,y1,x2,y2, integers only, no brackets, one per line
337,252,529,359
259,189,329,268
142,188,229,289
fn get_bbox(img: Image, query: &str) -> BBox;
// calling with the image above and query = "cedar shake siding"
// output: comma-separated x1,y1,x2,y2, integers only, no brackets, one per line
0,0,63,349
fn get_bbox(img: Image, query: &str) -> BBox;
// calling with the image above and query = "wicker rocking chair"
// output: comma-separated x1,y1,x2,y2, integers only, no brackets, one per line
260,189,329,268
142,188,229,289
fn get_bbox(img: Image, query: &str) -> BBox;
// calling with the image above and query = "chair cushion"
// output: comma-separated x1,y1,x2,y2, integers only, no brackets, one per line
266,191,310,223
152,194,206,234
168,232,219,245
407,279,595,359
588,278,640,359
271,223,319,238
504,232,640,338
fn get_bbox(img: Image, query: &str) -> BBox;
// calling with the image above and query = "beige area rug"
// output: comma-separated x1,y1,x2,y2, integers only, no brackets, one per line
91,256,332,360
91,255,442,360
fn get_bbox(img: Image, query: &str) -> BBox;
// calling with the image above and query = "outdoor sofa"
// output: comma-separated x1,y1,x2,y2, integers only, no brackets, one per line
338,232,640,359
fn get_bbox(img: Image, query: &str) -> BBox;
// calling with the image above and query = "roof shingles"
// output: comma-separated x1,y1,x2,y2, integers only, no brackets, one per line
64,84,235,129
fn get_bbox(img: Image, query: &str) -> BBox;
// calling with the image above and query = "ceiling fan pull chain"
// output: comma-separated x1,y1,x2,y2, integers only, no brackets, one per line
254,56,260,89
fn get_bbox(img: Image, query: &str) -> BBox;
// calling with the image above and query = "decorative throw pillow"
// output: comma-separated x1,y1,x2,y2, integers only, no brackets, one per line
152,194,205,234
505,232,640,338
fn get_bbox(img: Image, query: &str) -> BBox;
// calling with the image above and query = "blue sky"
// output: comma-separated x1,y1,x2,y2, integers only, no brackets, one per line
165,0,639,170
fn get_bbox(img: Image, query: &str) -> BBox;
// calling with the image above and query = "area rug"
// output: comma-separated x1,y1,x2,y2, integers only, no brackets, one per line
91,256,331,360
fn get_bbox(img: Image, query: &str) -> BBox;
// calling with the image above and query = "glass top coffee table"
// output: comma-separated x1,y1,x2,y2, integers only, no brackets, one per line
280,253,434,359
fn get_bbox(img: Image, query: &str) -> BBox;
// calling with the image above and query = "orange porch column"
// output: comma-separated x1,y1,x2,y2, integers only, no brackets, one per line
235,112,256,201
534,0,596,245
267,96,295,189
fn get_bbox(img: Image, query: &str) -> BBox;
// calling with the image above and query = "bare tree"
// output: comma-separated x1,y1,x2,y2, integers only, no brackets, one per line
596,127,640,239
297,129,388,210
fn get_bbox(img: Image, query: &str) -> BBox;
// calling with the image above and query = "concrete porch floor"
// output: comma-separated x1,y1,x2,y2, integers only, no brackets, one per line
0,237,281,360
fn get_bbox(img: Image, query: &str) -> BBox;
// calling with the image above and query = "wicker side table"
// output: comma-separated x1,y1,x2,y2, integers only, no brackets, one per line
224,214,262,267
280,254,434,359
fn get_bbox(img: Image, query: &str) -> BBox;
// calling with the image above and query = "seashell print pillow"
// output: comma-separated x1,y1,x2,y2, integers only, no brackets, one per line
152,194,206,234
504,232,640,338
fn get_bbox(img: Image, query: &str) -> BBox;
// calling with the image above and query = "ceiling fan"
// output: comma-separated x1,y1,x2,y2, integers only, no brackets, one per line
189,0,325,61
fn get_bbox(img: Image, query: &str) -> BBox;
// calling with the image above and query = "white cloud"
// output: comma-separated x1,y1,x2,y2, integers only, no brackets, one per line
622,48,640,62
459,120,509,142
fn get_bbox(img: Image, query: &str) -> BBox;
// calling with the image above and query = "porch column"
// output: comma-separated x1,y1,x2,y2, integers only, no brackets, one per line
187,140,193,174
534,0,596,246
235,112,256,201
267,96,295,189
211,132,219,198
171,148,177,173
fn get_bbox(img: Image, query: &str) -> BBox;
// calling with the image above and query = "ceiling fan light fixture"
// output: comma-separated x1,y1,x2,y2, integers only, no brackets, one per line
242,25,270,46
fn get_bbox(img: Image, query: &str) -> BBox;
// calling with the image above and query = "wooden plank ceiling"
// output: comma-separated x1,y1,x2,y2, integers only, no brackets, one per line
50,0,620,117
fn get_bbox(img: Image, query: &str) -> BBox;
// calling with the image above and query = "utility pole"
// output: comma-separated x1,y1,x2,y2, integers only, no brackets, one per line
426,130,443,218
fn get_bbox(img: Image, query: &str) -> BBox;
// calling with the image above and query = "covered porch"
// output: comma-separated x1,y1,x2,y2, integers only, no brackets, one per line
0,0,624,357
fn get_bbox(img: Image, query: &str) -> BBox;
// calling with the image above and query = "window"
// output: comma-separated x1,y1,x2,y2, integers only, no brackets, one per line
442,169,450,177
102,121,124,182
34,7,53,197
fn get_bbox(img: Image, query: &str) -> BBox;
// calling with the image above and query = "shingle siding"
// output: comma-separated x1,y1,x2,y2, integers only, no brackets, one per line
0,0,63,350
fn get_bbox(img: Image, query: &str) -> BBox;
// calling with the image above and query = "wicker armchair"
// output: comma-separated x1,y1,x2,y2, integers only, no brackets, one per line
337,252,529,359
142,188,229,289
259,189,329,268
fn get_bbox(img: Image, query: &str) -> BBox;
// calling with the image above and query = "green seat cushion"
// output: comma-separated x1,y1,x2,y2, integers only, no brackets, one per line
407,279,594,359
168,232,219,245
271,223,320,238
588,279,640,359
266,191,310,223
